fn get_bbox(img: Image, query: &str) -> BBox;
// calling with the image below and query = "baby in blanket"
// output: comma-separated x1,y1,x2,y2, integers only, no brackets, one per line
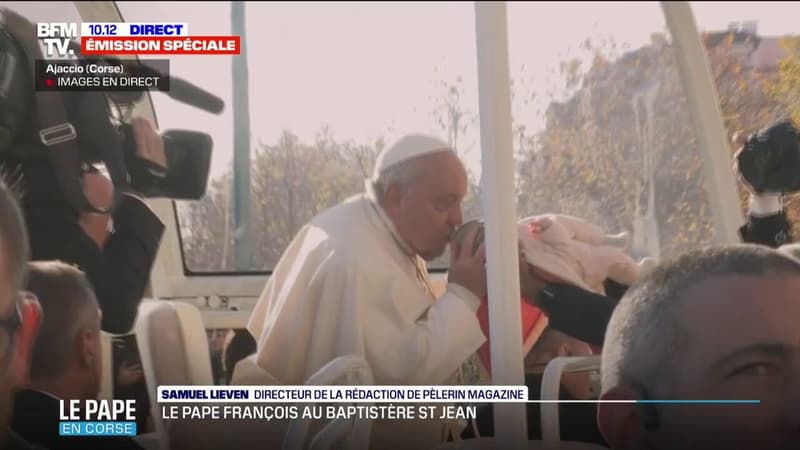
453,214,652,392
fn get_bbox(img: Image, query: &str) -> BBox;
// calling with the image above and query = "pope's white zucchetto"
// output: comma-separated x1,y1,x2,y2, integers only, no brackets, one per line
372,134,455,179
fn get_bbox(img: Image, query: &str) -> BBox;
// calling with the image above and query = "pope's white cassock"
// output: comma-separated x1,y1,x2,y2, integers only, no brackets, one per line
246,135,487,448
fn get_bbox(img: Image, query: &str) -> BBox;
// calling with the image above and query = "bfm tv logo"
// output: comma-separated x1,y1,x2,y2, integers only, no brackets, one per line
36,23,78,58
59,399,137,437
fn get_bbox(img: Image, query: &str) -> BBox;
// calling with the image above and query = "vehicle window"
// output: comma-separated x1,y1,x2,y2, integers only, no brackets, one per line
691,1,800,235
114,2,796,273
117,2,482,273
508,1,725,259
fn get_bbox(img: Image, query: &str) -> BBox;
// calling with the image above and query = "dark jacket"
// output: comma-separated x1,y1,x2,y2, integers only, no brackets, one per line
11,390,144,450
7,432,48,450
738,210,792,248
11,161,164,334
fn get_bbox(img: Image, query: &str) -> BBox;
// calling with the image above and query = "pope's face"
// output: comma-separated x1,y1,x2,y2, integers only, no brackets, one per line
393,152,467,261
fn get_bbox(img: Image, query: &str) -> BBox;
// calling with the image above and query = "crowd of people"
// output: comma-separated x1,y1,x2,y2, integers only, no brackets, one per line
0,111,168,449
0,106,798,449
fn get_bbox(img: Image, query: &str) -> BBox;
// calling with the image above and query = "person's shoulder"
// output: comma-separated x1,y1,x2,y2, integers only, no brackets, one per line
275,194,384,275
97,437,145,450
13,388,54,406
304,195,376,247
275,216,366,275
7,432,48,450
310,194,367,225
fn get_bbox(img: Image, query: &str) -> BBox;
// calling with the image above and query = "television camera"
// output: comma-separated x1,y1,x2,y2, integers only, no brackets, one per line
0,8,220,214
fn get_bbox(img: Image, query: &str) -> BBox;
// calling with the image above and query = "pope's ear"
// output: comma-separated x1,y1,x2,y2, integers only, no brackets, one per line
381,182,405,211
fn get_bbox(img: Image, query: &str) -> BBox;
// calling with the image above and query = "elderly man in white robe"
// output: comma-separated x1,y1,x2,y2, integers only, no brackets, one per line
245,134,489,447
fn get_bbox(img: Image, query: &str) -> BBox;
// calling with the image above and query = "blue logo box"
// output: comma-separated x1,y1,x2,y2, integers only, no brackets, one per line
59,421,137,436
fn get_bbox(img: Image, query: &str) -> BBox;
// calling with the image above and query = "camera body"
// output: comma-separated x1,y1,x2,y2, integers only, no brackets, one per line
119,122,213,200
736,119,800,194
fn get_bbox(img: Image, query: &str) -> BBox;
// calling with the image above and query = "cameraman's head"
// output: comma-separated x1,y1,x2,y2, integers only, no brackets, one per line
0,176,41,443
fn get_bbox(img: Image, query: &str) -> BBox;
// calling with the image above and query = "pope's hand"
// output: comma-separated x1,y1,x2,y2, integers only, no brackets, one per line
448,225,487,299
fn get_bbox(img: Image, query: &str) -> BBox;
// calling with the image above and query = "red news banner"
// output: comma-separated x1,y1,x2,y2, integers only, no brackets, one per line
81,36,240,55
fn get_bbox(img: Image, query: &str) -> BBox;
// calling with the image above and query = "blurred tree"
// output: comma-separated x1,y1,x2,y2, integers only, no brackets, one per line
763,35,800,238
179,130,382,271
515,29,795,258
767,36,800,125
428,75,482,269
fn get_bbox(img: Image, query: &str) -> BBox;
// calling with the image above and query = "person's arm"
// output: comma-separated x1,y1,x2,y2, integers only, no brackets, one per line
365,228,488,384
26,193,164,334
533,283,619,347
738,193,791,248
368,283,486,384
520,258,621,347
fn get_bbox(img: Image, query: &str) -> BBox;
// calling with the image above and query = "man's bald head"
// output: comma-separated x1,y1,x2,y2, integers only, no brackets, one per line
602,244,800,396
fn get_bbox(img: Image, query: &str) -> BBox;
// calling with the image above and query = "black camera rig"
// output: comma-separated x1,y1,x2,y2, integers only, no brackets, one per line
0,7,221,214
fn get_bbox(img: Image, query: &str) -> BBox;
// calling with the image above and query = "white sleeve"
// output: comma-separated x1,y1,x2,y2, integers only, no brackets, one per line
364,280,486,385
446,282,481,312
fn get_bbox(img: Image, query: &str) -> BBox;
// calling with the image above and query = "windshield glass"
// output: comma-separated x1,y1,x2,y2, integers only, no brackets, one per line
114,1,800,274
117,1,482,274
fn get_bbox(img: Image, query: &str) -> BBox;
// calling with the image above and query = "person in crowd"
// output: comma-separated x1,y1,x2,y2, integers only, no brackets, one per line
734,119,800,248
221,329,256,385
246,133,490,448
598,245,800,450
112,335,150,434
1,117,166,334
0,177,47,450
12,261,143,450
208,329,227,384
